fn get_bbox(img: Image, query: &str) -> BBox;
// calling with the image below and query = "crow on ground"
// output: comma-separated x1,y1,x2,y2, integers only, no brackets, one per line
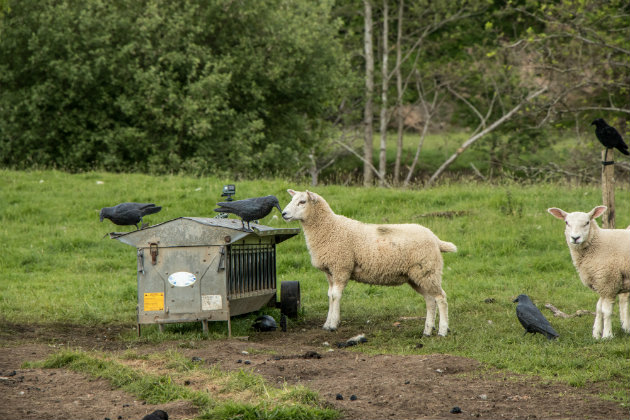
214,195,281,231
252,314,277,332
591,118,629,155
141,410,168,420
513,294,559,340
99,202,162,230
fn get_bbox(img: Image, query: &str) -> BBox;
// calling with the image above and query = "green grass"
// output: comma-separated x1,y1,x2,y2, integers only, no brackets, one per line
2,169,630,407
24,349,338,420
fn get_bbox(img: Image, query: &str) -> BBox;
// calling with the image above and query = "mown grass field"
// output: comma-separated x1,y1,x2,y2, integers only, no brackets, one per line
1,169,629,416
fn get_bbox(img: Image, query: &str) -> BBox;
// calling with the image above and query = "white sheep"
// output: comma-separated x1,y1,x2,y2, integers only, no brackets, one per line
548,205,630,339
281,189,457,336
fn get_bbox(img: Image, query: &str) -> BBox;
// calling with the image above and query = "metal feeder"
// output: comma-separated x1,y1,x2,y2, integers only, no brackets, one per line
110,217,301,336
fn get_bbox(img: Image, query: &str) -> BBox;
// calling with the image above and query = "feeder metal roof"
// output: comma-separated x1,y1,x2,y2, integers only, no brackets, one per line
109,217,300,248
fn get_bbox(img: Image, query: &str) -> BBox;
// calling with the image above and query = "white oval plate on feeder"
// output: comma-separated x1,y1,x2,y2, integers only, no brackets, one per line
168,271,197,287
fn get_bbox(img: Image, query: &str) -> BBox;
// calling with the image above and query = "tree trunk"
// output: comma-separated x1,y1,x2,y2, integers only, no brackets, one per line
378,0,389,187
363,0,375,186
393,0,404,185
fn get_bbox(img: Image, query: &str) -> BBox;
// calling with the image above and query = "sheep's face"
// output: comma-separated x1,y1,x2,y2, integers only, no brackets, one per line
282,189,316,222
548,206,607,246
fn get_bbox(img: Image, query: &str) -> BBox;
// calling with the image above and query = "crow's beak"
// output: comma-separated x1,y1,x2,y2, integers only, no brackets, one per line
512,297,518,303
275,204,282,212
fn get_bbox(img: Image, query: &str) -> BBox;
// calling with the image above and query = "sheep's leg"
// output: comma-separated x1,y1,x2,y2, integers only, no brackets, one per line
407,280,446,336
619,292,630,333
323,273,347,331
435,289,449,337
601,297,615,339
593,297,603,339
423,294,437,336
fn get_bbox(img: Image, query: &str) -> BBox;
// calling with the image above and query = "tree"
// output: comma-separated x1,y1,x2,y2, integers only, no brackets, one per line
0,0,349,176
362,0,375,186
393,0,404,185
508,1,630,123
377,0,389,187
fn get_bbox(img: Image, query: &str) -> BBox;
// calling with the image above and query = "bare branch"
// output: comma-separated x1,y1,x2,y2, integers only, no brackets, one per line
571,106,630,115
335,140,391,188
446,84,487,129
426,87,548,186
403,76,439,187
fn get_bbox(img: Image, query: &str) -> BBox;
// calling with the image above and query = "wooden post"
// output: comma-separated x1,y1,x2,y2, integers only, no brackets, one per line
601,148,615,228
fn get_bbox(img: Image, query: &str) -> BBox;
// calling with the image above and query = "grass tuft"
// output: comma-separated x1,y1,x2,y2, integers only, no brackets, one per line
24,349,339,420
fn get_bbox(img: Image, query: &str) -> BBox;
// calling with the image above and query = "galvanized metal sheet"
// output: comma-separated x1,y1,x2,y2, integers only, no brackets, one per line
110,217,300,247
110,216,300,330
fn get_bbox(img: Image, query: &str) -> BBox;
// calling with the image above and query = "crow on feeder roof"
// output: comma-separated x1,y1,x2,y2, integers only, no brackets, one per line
214,195,282,231
100,202,162,230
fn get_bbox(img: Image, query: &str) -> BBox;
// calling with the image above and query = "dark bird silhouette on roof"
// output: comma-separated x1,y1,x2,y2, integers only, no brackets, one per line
100,202,162,230
591,118,629,155
141,410,168,420
214,195,281,231
513,294,559,340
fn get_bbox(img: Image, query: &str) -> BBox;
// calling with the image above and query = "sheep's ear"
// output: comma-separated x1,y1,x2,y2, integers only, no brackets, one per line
547,208,567,220
589,206,607,220
287,189,297,197
306,190,318,203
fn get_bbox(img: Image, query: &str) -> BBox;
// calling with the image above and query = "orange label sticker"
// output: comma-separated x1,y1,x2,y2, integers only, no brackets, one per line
144,293,164,311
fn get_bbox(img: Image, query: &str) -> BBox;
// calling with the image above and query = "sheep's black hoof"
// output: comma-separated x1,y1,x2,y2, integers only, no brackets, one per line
323,326,337,332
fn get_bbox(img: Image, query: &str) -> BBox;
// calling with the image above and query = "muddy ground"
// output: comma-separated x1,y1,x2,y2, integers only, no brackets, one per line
0,322,628,420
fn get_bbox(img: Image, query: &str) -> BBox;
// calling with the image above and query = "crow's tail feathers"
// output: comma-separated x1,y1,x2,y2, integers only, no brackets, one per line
618,146,630,156
143,205,162,215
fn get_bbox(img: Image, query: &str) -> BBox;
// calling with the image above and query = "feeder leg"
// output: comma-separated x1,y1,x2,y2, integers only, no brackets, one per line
158,324,164,334
202,320,209,335
227,318,232,338
137,324,141,337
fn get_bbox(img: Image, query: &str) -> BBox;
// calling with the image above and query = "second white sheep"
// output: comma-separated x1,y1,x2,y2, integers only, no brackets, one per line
282,189,457,336
548,205,630,339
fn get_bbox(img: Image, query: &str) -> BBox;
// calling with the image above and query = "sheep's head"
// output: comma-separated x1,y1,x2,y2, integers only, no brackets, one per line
282,189,319,222
547,206,607,246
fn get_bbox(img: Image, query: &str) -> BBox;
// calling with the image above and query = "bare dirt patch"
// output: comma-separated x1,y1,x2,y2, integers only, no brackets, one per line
1,322,628,420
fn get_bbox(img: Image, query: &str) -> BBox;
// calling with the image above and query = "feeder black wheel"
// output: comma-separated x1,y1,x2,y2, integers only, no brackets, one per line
280,281,300,318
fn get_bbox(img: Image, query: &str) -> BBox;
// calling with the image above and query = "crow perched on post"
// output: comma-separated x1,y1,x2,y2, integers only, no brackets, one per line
99,202,162,230
591,118,629,155
214,195,281,231
513,294,559,340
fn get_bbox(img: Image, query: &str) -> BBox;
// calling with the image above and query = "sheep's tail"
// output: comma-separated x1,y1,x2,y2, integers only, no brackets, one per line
439,240,457,253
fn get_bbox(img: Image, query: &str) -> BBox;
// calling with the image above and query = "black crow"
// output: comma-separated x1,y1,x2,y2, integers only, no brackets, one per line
591,118,629,155
513,294,559,340
336,334,368,348
214,195,281,231
252,314,277,332
141,410,168,420
100,202,162,230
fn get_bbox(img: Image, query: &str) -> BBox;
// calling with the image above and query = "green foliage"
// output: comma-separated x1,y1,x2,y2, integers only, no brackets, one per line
0,0,348,176
505,0,630,129
1,0,628,180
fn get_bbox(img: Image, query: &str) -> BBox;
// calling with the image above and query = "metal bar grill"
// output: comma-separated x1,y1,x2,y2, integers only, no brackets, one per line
227,243,276,299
